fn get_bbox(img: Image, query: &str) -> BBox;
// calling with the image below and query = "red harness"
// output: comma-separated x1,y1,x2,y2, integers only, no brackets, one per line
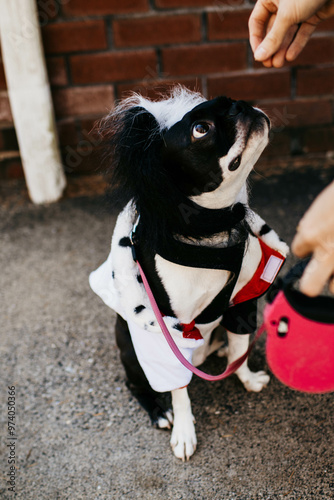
180,238,285,340
132,235,286,382
231,238,285,306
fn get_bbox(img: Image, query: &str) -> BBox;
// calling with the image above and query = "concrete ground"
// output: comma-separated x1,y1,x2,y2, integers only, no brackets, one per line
0,166,333,500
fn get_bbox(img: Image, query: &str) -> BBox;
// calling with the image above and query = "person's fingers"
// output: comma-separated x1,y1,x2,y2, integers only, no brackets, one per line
256,15,276,68
272,24,299,67
254,12,292,61
286,21,318,61
248,1,273,54
261,57,274,68
291,226,314,257
299,251,334,296
285,2,334,61
292,182,334,259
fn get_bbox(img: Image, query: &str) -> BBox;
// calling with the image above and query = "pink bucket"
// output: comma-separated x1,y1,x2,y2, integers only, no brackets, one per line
264,266,334,393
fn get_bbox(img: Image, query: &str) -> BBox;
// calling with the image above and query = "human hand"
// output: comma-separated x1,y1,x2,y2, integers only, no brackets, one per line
249,0,334,67
291,182,334,296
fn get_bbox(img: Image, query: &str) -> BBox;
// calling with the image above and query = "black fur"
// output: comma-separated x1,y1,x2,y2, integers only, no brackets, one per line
115,314,171,427
118,236,132,247
134,305,146,314
99,98,261,251
259,223,272,236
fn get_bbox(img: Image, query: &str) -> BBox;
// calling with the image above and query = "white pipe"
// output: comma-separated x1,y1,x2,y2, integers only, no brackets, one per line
0,0,66,204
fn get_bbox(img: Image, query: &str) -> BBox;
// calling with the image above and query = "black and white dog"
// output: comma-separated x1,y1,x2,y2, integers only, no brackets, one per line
90,86,288,461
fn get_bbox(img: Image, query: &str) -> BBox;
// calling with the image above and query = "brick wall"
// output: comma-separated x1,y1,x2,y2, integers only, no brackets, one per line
0,0,334,181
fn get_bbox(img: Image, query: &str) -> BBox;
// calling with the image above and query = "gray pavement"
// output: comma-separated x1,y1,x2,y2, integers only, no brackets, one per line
1,167,333,500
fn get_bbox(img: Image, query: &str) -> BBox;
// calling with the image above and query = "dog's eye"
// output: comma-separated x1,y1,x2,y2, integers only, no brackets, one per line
192,122,210,139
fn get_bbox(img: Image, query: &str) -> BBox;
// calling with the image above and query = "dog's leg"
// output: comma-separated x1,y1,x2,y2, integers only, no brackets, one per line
115,314,173,429
226,331,270,392
170,387,197,461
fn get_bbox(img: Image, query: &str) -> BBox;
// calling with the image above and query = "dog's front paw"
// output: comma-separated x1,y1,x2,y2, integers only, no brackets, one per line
240,369,270,392
170,413,197,461
156,410,173,430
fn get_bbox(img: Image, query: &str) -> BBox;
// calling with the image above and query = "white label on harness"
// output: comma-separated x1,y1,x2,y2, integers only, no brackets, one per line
261,255,284,283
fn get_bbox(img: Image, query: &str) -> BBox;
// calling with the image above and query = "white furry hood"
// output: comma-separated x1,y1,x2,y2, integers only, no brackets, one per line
114,85,206,131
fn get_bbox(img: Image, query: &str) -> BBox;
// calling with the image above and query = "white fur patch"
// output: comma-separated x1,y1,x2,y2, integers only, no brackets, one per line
118,85,206,131
191,120,270,210
155,254,230,324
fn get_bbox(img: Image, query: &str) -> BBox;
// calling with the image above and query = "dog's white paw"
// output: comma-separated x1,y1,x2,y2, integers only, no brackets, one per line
241,370,270,392
170,413,197,461
157,410,173,430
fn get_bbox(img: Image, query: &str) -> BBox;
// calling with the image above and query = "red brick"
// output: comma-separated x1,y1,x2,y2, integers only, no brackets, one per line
37,0,59,23
156,0,244,7
260,99,332,129
62,0,149,16
79,118,100,135
317,15,334,31
113,14,201,48
293,36,334,66
77,118,104,152
262,129,291,157
303,126,334,153
42,20,107,54
296,66,334,96
62,145,100,175
71,50,157,84
0,127,18,151
52,85,114,117
208,69,291,100
117,77,203,100
6,160,24,179
0,91,12,123
162,43,247,76
57,119,78,146
46,57,68,86
0,60,6,90
207,9,252,41
58,118,104,165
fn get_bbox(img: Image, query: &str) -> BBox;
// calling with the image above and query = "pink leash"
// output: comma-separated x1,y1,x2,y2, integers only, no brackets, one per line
136,259,266,381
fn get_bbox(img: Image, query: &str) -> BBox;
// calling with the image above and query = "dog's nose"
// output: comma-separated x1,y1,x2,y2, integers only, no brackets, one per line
228,101,248,117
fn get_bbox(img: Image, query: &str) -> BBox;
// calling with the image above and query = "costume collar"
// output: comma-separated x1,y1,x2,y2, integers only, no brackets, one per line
154,235,246,272
134,202,248,273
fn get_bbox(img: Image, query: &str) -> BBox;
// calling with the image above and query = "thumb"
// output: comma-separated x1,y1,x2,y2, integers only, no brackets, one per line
254,14,292,61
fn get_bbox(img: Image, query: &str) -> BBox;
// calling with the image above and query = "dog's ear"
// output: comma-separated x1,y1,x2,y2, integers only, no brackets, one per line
102,105,160,155
118,106,160,150
100,106,163,209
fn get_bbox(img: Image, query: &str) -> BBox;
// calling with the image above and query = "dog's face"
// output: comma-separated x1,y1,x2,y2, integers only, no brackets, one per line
103,87,270,215
161,96,270,207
